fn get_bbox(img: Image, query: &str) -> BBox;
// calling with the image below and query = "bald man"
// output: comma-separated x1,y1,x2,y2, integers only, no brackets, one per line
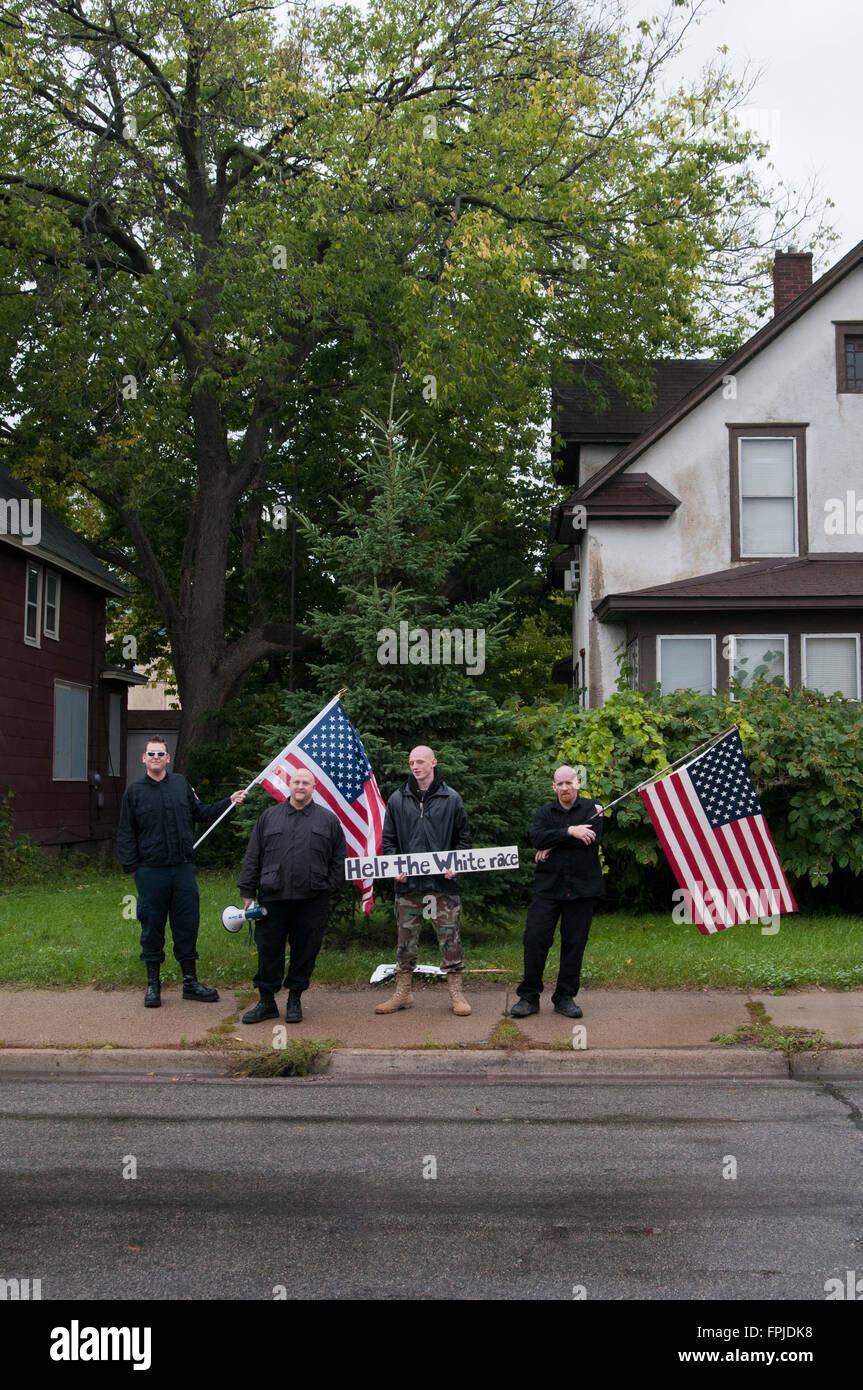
237,768,346,1025
510,766,605,1019
375,746,473,1016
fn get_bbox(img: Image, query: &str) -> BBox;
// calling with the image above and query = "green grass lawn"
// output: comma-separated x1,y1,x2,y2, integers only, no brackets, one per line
0,870,861,991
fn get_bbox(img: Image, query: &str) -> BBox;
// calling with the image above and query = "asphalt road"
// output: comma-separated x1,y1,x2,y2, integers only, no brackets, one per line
1,1075,861,1301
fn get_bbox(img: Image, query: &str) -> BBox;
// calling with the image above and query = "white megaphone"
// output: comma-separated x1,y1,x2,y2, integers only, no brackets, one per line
222,903,268,933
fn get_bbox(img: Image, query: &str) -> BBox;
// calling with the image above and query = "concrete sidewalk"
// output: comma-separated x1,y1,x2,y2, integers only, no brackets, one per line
0,982,860,1077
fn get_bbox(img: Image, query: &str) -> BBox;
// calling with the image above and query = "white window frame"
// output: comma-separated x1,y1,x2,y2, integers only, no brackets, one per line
43,569,61,640
738,435,798,558
24,562,42,647
801,633,861,701
656,635,716,696
53,681,90,782
727,634,788,699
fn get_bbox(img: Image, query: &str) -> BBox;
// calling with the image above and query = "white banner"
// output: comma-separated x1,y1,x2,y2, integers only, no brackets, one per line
344,845,519,881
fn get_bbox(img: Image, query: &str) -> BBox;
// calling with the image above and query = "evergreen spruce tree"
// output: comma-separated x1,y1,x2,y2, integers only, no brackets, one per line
252,410,559,920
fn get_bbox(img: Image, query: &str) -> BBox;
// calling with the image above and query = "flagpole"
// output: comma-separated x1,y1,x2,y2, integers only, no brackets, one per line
192,775,260,850
587,722,740,821
192,688,350,850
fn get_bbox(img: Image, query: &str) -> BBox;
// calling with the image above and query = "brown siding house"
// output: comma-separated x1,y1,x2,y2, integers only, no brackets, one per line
0,465,144,851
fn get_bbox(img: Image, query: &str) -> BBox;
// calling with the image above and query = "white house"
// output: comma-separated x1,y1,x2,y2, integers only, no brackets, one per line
550,247,863,706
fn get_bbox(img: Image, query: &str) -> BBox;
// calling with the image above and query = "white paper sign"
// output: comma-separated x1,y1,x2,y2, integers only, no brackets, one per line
369,964,447,984
345,845,519,881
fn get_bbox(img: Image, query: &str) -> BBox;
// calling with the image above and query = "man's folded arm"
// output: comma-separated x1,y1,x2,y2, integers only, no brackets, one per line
529,806,572,851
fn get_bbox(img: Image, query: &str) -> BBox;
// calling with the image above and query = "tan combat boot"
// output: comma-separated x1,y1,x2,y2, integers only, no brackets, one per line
375,971,414,1013
447,972,471,1016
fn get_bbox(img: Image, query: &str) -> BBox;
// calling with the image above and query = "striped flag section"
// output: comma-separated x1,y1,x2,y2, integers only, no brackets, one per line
640,728,796,934
256,696,386,914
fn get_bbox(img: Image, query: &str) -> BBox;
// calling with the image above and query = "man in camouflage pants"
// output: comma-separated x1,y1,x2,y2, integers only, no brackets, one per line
375,746,473,1016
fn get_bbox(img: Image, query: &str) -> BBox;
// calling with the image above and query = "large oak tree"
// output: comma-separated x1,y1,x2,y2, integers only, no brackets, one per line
0,0,830,763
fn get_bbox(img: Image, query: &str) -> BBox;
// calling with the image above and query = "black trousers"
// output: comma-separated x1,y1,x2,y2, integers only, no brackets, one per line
516,894,595,1003
254,894,330,996
135,863,200,964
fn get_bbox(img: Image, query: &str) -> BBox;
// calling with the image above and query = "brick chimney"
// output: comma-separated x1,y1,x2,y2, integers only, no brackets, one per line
773,249,813,316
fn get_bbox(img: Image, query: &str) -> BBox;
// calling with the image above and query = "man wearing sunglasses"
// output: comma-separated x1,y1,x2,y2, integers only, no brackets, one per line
117,735,247,1008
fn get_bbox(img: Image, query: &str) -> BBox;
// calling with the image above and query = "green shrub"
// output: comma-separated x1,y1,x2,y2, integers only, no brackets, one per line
0,788,39,886
556,677,863,909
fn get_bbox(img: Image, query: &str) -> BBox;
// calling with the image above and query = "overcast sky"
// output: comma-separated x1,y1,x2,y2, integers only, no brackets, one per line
622,0,863,265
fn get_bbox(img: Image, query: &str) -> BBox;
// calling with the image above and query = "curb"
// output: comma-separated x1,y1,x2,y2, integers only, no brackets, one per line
0,1048,231,1077
325,1047,792,1078
791,1049,863,1078
2,1045,855,1079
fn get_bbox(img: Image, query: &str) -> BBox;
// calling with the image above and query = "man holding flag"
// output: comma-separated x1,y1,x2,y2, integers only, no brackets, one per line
117,735,248,1009
510,766,605,1020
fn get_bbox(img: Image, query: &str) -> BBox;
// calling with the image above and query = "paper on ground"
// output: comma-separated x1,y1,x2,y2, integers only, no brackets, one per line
369,963,447,984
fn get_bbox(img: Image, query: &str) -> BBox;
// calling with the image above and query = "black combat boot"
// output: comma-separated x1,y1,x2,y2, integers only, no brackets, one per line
144,962,161,1009
242,995,279,1024
284,989,303,1024
180,960,219,1002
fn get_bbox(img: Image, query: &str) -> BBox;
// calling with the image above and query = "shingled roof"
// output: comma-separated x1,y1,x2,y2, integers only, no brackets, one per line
0,463,125,596
553,359,720,444
594,554,863,620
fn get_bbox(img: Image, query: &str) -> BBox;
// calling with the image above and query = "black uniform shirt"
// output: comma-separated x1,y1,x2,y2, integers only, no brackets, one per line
237,799,347,901
117,773,231,871
529,795,606,900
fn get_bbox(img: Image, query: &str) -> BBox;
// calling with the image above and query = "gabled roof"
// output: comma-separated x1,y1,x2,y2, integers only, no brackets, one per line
550,473,680,543
573,472,680,517
571,234,863,502
0,463,125,596
553,359,719,444
594,553,863,620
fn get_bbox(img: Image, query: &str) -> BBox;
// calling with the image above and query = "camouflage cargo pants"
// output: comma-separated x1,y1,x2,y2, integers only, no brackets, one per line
395,891,464,974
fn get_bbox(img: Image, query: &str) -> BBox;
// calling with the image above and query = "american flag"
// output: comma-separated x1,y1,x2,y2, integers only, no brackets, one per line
640,728,797,935
256,697,386,914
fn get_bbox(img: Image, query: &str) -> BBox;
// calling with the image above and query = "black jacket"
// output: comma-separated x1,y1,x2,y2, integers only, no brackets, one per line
117,773,231,871
529,795,605,900
381,772,472,895
237,799,347,901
